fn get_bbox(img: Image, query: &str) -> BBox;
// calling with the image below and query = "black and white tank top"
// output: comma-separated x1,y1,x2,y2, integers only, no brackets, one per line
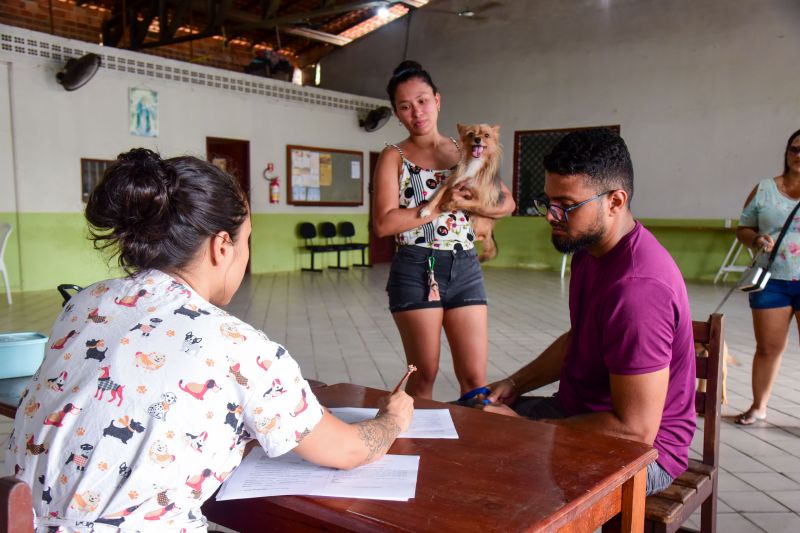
388,141,475,251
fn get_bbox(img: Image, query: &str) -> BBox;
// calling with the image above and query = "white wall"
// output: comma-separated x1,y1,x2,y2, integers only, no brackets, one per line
0,24,406,215
321,0,800,219
0,62,16,212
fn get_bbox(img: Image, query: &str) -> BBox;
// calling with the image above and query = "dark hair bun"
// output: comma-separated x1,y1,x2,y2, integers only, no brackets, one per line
87,148,173,237
86,148,248,274
393,60,423,77
386,60,438,109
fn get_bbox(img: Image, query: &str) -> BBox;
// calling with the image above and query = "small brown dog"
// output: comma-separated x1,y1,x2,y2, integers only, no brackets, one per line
420,123,504,261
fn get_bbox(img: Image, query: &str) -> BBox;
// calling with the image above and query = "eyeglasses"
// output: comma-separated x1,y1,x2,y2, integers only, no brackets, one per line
788,146,800,155
533,191,613,223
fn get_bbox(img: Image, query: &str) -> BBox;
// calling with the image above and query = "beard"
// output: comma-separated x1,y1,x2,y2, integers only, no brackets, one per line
550,217,605,254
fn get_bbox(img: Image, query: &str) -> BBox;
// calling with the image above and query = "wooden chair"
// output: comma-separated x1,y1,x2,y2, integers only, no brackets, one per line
644,313,724,533
0,476,33,533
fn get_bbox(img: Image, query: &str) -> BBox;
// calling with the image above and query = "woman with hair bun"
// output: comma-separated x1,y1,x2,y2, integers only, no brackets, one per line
5,148,413,531
373,61,515,399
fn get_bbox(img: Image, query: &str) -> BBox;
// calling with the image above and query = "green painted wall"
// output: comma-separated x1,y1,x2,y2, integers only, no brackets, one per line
250,213,370,272
0,211,747,295
1,212,120,293
0,212,371,293
488,216,745,282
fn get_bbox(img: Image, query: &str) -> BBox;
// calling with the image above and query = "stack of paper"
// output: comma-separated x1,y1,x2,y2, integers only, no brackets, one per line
215,408,458,502
216,449,419,501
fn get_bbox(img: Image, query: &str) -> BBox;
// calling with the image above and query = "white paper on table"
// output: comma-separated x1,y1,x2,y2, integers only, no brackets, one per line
329,408,459,439
216,448,418,502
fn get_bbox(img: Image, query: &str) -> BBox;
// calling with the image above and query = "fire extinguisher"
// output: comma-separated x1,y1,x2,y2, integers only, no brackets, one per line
269,177,280,204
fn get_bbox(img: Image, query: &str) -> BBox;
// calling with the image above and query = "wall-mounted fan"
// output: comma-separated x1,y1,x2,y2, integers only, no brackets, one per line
426,0,503,20
56,53,102,91
359,106,392,132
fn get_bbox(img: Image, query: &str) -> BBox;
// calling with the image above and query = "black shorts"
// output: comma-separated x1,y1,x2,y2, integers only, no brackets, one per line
386,245,487,312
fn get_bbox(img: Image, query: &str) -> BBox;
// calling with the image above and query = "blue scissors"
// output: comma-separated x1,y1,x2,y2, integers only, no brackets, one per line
455,386,492,407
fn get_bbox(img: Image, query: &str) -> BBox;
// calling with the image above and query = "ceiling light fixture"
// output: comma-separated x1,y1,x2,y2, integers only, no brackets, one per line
377,5,392,20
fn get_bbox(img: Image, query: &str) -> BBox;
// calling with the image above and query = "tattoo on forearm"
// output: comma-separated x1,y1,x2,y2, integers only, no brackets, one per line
356,415,401,463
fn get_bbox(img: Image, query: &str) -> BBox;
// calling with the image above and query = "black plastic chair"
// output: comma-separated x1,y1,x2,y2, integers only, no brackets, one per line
339,221,371,268
299,223,335,272
319,222,348,270
57,284,83,306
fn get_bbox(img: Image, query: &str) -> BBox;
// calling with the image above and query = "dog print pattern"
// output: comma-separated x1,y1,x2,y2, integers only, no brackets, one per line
4,269,323,532
388,141,476,250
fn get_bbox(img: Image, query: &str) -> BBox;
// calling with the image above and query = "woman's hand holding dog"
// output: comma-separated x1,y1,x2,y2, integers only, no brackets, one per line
448,183,516,219
447,187,480,212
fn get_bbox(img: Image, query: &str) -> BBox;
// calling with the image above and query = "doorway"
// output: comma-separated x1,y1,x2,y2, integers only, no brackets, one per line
368,151,396,264
206,137,251,272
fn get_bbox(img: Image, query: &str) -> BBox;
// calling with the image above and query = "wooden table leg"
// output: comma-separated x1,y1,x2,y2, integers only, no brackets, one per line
620,466,647,532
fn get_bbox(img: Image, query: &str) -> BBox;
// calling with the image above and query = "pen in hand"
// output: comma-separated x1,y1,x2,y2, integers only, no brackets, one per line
392,364,417,394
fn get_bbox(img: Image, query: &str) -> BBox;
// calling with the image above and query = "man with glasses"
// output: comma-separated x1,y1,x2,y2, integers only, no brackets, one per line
484,128,695,496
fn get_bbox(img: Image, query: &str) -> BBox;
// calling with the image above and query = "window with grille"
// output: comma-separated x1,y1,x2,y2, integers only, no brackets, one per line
81,158,114,203
512,125,620,216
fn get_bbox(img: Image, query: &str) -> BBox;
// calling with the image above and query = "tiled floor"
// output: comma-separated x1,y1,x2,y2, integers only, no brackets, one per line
2,266,799,531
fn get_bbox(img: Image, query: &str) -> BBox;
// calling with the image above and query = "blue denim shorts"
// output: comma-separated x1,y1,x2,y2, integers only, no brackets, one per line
386,245,487,312
749,279,800,310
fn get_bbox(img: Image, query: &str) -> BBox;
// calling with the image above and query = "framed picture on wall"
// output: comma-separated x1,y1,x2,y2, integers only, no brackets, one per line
513,125,620,216
129,88,159,137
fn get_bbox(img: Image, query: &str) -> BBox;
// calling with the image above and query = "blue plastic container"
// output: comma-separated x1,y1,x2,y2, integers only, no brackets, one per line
0,332,48,379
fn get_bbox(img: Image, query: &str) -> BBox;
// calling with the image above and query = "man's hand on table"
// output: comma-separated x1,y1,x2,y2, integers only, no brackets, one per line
482,402,521,417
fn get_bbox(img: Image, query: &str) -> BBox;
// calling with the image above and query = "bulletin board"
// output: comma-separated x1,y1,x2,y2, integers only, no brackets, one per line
287,145,364,206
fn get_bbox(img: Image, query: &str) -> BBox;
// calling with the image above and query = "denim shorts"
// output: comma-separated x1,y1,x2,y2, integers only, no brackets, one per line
386,245,487,312
749,279,800,310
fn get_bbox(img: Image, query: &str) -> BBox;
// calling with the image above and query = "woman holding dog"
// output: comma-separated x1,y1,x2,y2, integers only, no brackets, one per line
5,148,413,531
373,61,515,399
734,128,800,425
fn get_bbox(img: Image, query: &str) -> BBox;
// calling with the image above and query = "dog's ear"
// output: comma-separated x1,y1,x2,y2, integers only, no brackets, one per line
491,124,501,136
457,123,467,137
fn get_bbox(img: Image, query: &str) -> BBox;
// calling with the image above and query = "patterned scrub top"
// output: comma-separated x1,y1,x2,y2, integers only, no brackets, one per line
739,178,800,281
4,270,323,532
389,142,476,251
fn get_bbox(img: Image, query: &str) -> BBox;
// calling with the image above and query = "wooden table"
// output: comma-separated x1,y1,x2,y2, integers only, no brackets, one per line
202,383,657,532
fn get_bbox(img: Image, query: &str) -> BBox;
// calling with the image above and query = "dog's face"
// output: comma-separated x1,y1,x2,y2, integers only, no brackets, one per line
457,123,501,161
161,392,177,404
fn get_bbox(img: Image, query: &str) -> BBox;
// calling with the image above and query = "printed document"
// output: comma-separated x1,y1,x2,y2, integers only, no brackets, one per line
216,449,419,501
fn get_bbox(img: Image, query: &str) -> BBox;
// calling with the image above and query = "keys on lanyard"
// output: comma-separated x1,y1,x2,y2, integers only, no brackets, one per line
427,256,440,301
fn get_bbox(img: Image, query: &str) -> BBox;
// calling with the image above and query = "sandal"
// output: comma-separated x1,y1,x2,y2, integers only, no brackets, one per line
734,410,767,425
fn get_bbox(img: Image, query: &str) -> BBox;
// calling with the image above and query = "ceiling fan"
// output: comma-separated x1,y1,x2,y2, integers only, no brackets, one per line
426,0,503,20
